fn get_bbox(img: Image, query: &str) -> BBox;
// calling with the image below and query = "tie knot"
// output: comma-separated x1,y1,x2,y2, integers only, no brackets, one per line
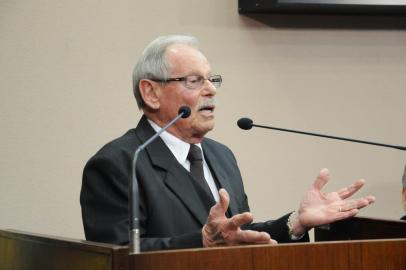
187,144,203,162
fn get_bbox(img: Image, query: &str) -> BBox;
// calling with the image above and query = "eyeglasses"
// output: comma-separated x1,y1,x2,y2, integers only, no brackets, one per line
151,75,222,90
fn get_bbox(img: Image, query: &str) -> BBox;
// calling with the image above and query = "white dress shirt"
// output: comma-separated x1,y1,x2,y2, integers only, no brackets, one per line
147,119,220,202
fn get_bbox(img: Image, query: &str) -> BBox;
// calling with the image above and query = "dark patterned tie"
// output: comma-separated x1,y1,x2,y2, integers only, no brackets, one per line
187,144,214,199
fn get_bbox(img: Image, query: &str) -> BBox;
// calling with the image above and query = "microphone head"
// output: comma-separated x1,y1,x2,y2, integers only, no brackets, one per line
178,106,191,118
237,118,253,130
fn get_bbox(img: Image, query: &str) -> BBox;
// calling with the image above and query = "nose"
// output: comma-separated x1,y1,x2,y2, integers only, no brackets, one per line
201,78,217,97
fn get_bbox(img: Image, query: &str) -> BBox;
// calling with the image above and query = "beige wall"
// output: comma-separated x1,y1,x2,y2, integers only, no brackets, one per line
1,0,405,240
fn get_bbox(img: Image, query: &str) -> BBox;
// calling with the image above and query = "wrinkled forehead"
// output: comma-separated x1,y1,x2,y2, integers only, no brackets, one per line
165,44,211,75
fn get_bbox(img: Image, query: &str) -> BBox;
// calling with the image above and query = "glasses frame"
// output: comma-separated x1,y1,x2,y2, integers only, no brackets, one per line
151,74,222,90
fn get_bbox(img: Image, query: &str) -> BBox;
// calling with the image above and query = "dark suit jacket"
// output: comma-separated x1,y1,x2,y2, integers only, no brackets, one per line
80,115,309,251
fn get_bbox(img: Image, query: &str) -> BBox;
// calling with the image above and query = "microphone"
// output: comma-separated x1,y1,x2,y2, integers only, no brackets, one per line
237,117,406,151
130,106,191,254
237,118,253,130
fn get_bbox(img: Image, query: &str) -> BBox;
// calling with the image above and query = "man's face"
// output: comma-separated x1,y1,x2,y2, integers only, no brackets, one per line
152,44,217,143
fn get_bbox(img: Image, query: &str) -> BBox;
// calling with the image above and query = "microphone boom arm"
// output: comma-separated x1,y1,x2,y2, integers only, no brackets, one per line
253,123,406,151
130,108,190,254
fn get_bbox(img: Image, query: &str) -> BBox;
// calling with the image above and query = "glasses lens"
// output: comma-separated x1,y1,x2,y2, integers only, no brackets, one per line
209,75,222,88
185,75,204,89
182,75,222,89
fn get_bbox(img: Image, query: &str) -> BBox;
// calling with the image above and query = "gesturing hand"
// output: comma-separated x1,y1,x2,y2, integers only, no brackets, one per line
291,168,376,236
202,189,277,247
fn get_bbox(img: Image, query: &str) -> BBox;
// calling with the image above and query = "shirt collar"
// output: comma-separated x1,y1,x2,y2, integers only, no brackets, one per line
147,119,203,165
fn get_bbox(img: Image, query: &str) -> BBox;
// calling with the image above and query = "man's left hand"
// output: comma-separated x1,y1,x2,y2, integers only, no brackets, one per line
290,168,376,236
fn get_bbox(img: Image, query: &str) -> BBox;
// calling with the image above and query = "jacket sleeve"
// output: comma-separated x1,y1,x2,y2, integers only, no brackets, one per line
247,213,309,243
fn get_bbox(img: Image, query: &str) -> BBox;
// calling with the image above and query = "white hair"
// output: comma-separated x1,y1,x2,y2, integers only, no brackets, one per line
132,35,200,109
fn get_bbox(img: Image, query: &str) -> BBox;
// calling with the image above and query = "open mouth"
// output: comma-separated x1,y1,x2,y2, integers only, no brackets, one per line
198,105,215,113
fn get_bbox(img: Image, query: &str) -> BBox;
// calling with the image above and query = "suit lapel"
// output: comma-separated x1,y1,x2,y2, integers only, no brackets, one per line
202,140,239,217
163,167,209,226
135,116,209,226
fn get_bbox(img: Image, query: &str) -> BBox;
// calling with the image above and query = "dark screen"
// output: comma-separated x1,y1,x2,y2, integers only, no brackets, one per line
280,0,406,5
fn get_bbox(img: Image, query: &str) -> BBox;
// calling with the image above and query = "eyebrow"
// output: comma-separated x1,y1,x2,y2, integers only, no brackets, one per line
183,72,213,77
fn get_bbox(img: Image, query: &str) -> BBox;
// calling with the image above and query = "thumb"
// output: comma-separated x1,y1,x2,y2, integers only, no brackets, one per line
312,168,330,191
209,188,229,217
218,188,230,211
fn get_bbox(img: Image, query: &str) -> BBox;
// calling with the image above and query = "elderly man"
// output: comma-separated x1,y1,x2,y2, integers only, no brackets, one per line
80,35,375,251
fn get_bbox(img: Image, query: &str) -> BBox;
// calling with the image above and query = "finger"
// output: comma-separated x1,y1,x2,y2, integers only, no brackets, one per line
337,179,365,199
335,208,359,221
340,196,375,212
365,195,376,204
218,188,230,211
230,230,272,245
207,189,230,221
209,188,229,216
354,196,375,209
269,239,278,245
224,212,253,231
312,168,330,191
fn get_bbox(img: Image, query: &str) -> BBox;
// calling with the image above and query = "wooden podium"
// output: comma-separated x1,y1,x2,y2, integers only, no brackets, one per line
1,217,406,270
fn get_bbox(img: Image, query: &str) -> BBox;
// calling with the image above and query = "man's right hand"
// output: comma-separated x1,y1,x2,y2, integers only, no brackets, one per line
202,188,277,247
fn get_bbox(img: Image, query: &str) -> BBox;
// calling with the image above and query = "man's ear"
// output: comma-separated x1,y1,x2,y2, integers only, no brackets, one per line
139,79,161,110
